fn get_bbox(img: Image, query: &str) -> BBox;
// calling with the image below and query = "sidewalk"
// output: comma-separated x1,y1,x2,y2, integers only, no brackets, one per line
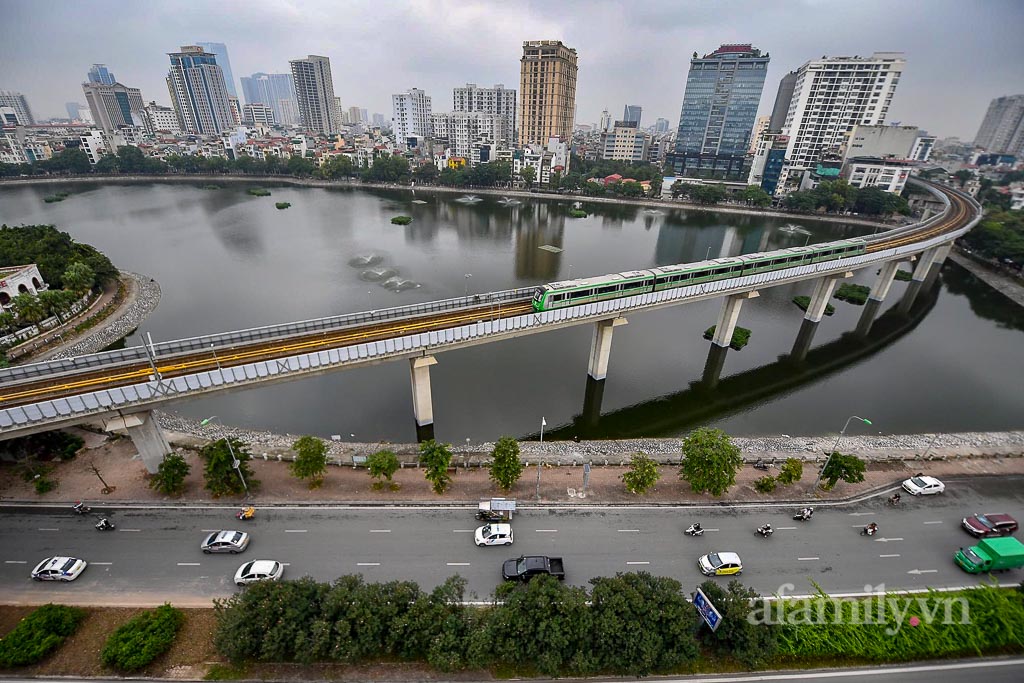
2,427,1022,506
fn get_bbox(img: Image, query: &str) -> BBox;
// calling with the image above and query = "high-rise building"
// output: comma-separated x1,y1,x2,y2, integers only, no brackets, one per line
392,88,433,142
195,42,238,98
242,103,275,127
277,98,299,127
0,91,35,125
598,109,612,132
83,81,147,134
348,106,363,125
780,52,905,171
622,104,642,125
748,115,770,154
768,70,796,133
667,44,769,179
655,117,670,134
372,112,386,128
600,120,649,162
228,96,242,126
973,94,1024,155
453,83,517,144
431,111,504,157
518,40,578,146
166,45,235,135
289,55,340,135
240,72,298,126
65,102,86,121
87,64,116,85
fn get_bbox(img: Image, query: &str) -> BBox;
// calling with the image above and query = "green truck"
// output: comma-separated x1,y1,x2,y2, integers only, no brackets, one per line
954,536,1024,573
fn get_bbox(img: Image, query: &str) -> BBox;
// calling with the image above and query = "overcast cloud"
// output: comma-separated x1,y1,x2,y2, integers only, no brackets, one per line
2,0,1022,139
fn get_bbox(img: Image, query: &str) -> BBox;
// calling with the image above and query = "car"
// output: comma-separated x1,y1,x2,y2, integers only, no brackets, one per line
201,530,250,554
31,556,87,582
474,523,514,547
902,475,945,496
698,552,743,576
962,513,1019,538
234,560,283,586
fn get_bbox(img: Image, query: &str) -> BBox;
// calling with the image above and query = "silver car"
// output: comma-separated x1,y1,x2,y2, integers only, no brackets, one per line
201,530,250,554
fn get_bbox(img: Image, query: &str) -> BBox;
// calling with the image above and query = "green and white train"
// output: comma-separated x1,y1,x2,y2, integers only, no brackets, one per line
531,239,868,312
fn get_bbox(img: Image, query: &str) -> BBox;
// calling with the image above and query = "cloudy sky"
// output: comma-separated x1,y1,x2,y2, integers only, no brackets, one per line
2,0,1022,139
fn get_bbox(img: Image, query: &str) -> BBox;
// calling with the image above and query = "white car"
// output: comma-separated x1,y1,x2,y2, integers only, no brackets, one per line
474,523,514,547
902,475,945,496
31,556,87,582
201,530,250,554
698,551,743,576
234,560,284,586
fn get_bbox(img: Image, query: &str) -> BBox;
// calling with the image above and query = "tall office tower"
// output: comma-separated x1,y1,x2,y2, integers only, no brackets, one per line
668,44,769,179
392,88,433,142
0,90,35,125
748,115,770,154
83,81,147,134
87,64,116,85
277,98,299,126
453,83,517,144
65,102,83,120
372,112,386,127
166,45,235,135
195,42,238,98
240,72,297,125
348,106,362,125
598,108,611,132
622,104,642,125
228,96,242,126
973,95,1024,155
655,117,670,134
359,108,368,123
518,40,578,146
289,55,340,135
768,70,796,132
781,52,905,171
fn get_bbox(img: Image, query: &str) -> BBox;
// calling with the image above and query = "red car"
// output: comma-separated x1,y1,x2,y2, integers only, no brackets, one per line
962,513,1018,538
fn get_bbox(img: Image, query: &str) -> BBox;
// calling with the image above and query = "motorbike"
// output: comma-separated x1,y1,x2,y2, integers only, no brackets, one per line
753,459,774,471
72,501,91,515
860,524,878,536
684,523,704,537
95,518,115,531
793,507,814,521
475,510,503,523
887,494,902,507
756,524,774,538
237,506,255,521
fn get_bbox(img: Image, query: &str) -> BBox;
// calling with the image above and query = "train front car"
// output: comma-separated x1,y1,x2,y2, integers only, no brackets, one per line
532,286,548,312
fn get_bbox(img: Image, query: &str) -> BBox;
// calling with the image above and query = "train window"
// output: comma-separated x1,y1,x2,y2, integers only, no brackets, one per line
597,285,617,295
732,266,743,273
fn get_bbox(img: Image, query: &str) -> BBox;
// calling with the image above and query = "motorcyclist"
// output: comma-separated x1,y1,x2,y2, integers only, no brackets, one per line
865,522,878,535
96,518,113,530
759,523,773,535
238,505,255,520
800,507,814,519
889,492,901,506
686,522,703,535
72,501,89,514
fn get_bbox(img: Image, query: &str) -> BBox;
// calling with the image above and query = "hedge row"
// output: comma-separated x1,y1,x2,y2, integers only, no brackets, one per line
100,603,184,672
0,604,85,667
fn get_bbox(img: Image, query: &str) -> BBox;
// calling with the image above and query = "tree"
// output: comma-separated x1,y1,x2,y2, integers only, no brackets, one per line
367,449,400,489
519,164,536,188
777,457,803,485
953,169,974,187
418,439,453,494
412,163,439,184
0,311,15,334
149,452,190,496
201,437,256,497
94,154,120,174
691,184,727,204
671,179,688,199
37,289,71,322
783,190,818,212
548,169,562,190
10,293,45,324
289,435,328,488
741,185,772,207
62,261,95,296
621,452,661,494
698,579,777,668
488,436,524,491
818,451,866,490
287,154,315,177
678,427,743,496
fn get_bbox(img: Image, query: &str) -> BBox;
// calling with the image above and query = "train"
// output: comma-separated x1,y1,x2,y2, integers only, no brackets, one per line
531,238,868,312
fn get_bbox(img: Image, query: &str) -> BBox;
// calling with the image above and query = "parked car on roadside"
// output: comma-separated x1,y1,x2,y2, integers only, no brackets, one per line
902,475,945,495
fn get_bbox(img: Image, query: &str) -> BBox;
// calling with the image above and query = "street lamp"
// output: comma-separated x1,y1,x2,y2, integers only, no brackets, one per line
539,416,547,443
814,415,872,489
464,273,473,297
210,344,221,372
200,416,248,495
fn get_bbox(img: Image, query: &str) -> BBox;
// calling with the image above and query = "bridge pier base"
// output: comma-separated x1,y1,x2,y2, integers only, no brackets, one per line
712,291,758,347
805,272,852,323
582,376,605,430
790,318,819,363
409,355,438,441
587,318,627,381
855,299,884,338
103,411,169,474
897,280,924,316
869,261,900,303
912,246,941,282
701,343,730,389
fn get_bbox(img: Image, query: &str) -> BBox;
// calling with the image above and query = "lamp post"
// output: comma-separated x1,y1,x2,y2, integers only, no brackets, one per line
200,416,248,495
539,416,546,443
210,344,221,372
464,273,473,297
814,415,872,490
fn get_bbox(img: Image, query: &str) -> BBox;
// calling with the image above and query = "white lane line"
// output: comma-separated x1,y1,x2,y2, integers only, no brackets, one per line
447,562,471,566
626,561,650,565
38,528,59,531
798,557,819,561
776,526,797,530
201,529,219,532
924,521,944,525
369,529,391,533
880,554,901,558
119,529,141,532
177,562,201,566
618,529,640,533
282,563,291,566
453,529,475,533
703,528,720,532
91,562,113,566
356,562,380,566
536,529,558,533
284,529,308,533
4,560,28,564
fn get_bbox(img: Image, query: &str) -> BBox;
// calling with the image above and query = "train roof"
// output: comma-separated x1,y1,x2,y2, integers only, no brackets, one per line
650,256,745,275
545,269,653,291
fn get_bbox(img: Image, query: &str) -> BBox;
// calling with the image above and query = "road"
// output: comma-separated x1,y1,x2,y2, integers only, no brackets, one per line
0,477,1021,605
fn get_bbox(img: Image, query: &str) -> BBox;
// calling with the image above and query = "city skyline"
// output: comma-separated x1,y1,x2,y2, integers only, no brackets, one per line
0,0,1022,140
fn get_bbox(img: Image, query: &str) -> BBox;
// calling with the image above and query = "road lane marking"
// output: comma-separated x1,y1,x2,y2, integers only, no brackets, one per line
447,562,471,566
618,529,640,532
924,521,944,525
356,562,380,566
907,569,938,575
776,526,797,530
535,529,558,533
4,560,27,564
626,561,650,565
798,557,819,561
119,529,141,532
880,554,901,558
848,512,874,516
282,563,291,566
201,529,219,532
453,529,474,533
38,528,59,531
177,562,201,566
369,529,391,533
284,529,307,533
874,537,903,542
91,562,113,565
703,528,720,532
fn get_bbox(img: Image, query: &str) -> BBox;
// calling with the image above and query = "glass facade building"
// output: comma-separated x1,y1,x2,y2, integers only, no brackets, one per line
87,64,116,85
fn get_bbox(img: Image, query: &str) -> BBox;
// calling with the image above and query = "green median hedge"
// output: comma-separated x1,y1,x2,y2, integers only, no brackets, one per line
0,603,86,667
100,603,184,672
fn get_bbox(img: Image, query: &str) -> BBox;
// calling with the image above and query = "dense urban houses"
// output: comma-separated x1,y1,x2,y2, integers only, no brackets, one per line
519,40,578,146
973,94,1024,155
289,55,340,135
195,42,239,98
82,81,148,135
0,90,35,125
392,88,433,144
166,45,235,135
667,44,769,180
240,72,298,126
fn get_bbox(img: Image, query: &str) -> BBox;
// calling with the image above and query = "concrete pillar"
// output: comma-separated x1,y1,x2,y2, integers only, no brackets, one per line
869,261,900,303
933,243,953,267
911,246,941,282
897,280,924,316
790,319,819,363
854,299,883,339
712,291,759,348
409,355,438,429
804,272,852,322
104,411,169,474
701,344,730,389
582,376,606,430
587,318,628,381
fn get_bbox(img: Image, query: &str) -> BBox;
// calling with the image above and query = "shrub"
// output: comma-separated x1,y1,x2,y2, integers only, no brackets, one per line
488,436,525,491
246,187,271,197
100,603,184,672
149,452,190,496
368,449,400,489
275,202,291,210
777,458,803,485
754,475,777,493
0,603,86,667
391,215,413,225
202,184,221,190
569,209,588,218
679,427,743,496
894,269,913,281
792,295,835,316
34,478,57,494
289,435,328,489
622,452,661,494
43,192,71,203
703,325,751,350
834,283,870,305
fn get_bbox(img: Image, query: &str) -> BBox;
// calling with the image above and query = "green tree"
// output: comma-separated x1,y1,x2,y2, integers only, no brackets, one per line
10,293,45,324
287,154,315,177
519,164,536,188
367,448,400,489
777,457,803,485
418,439,453,494
37,289,71,322
201,437,256,497
100,604,184,672
621,452,661,494
671,179,688,199
698,579,777,668
741,185,772,207
488,436,524,492
0,224,118,287
953,169,974,187
548,169,562,190
678,427,743,496
691,184,727,204
62,261,95,295
94,154,120,174
819,451,866,490
783,190,818,212
412,163,439,184
0,311,15,334
289,435,328,488
149,452,190,496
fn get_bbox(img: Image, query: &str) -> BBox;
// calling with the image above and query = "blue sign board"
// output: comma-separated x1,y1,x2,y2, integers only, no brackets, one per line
693,587,723,632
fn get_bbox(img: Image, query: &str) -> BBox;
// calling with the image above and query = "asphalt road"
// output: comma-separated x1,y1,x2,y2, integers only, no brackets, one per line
0,476,1021,604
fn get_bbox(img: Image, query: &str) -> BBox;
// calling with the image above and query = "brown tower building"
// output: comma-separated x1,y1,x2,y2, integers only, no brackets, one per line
518,40,578,146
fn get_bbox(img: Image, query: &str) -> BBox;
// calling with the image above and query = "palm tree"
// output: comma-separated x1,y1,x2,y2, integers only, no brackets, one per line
11,293,46,325
62,262,95,296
